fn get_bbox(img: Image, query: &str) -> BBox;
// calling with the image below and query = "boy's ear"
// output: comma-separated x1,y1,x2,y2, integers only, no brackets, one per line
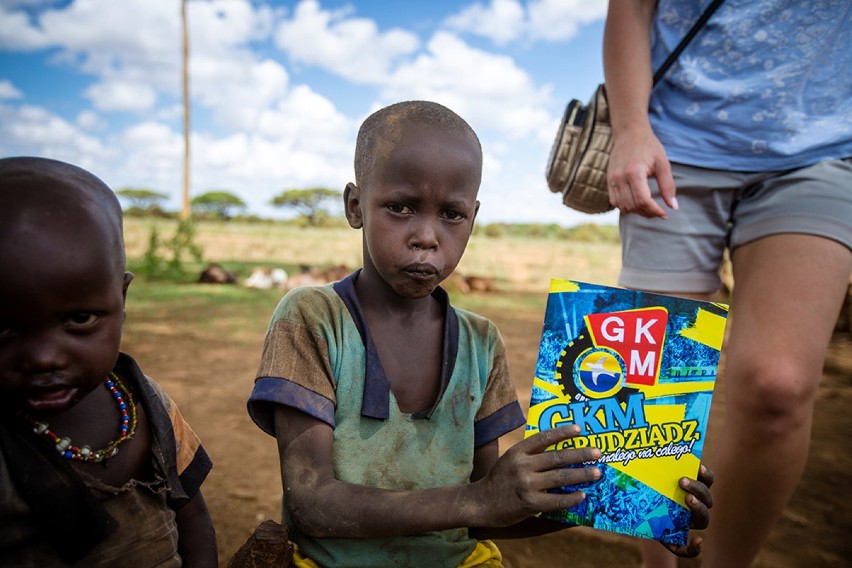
343,182,363,229
470,200,480,233
122,272,134,323
122,272,134,301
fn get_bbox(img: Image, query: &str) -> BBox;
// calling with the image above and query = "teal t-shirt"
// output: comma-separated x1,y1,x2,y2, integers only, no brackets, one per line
248,271,525,568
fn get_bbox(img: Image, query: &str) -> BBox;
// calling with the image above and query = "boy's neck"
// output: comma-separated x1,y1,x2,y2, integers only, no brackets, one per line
354,267,441,319
352,269,446,414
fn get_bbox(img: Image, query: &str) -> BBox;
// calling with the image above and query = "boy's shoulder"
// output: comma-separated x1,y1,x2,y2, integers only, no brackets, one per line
115,353,169,407
270,281,342,324
116,353,211,495
450,303,502,343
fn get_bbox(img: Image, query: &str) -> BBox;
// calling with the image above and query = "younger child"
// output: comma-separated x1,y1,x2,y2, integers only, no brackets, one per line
247,101,712,567
0,157,217,567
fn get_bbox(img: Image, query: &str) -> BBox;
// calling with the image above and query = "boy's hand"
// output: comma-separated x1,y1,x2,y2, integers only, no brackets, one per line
474,425,601,527
664,464,715,557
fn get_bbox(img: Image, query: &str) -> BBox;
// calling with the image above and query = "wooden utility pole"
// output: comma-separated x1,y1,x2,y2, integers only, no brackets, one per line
181,0,191,219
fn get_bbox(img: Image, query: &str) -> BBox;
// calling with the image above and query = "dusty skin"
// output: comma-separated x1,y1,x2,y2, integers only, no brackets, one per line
121,289,852,568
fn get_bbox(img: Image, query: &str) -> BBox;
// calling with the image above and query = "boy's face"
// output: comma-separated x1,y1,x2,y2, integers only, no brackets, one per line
347,123,482,299
0,191,130,416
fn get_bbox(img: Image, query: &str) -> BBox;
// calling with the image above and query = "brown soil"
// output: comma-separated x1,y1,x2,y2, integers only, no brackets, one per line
122,290,852,568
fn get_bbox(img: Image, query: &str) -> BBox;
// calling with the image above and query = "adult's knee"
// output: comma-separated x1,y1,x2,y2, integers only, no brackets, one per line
729,362,819,439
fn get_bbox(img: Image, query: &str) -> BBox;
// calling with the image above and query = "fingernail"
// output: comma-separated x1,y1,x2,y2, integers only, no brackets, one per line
671,196,679,210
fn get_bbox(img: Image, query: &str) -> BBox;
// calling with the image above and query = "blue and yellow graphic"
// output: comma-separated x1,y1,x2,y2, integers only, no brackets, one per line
525,279,728,547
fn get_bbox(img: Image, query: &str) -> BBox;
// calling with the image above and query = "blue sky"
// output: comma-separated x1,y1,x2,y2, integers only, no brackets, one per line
0,0,616,226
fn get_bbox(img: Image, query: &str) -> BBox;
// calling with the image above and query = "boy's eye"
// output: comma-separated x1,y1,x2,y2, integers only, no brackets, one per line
442,209,466,221
66,313,98,327
387,203,413,214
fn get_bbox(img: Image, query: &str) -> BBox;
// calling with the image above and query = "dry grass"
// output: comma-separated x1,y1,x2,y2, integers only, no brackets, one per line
123,217,622,294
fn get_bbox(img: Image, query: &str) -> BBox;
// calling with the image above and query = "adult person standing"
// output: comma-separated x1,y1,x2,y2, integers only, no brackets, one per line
602,1,851,566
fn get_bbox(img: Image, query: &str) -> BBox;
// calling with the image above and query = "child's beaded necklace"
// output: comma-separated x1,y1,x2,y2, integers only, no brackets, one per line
22,372,138,462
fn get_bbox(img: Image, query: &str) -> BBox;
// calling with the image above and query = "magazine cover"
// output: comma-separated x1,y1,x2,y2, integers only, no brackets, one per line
525,278,729,547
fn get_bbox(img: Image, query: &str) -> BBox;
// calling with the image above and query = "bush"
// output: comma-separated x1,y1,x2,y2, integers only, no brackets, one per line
138,219,204,281
483,223,507,238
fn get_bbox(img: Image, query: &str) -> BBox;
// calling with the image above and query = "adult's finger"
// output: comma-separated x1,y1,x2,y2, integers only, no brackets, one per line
655,156,678,213
623,168,667,218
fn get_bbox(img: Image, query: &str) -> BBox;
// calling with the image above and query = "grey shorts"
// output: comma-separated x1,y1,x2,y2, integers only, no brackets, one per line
618,158,852,294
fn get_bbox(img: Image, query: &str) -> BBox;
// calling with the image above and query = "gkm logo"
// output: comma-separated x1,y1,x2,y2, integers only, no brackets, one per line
585,307,668,388
575,347,625,399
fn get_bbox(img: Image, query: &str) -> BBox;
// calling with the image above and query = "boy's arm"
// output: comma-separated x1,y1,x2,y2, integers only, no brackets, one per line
468,442,714,548
275,405,602,538
174,490,218,568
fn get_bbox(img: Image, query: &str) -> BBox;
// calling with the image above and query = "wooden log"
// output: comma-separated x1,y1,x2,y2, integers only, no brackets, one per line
227,519,294,568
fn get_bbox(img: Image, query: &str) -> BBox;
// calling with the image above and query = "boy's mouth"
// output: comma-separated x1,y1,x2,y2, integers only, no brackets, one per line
26,386,77,413
402,263,439,280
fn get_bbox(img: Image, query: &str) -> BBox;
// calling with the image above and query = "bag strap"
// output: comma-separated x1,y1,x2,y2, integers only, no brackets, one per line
652,0,725,85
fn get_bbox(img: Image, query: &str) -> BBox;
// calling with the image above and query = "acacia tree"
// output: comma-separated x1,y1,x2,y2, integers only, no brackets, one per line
191,190,246,220
270,187,342,226
115,188,168,212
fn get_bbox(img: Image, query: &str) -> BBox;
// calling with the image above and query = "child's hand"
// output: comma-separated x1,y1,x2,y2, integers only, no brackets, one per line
664,464,715,558
473,425,601,527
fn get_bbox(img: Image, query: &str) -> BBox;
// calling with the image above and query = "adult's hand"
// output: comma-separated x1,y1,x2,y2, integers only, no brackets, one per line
607,125,677,219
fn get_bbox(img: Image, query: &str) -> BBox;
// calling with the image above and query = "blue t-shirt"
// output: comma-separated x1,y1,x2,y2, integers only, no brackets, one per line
247,271,526,568
649,0,852,171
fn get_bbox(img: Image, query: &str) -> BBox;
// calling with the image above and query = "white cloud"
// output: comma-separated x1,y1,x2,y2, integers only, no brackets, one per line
382,32,552,140
85,80,158,112
2,0,64,7
444,0,607,44
274,0,419,84
256,84,352,148
0,79,23,99
188,84,355,211
0,104,113,166
192,56,290,131
116,121,185,195
37,1,180,75
444,0,525,45
0,5,51,49
527,0,608,42
2,0,282,119
189,0,276,56
76,109,105,130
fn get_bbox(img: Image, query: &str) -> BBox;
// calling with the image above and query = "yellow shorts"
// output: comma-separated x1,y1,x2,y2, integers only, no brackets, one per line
292,539,504,567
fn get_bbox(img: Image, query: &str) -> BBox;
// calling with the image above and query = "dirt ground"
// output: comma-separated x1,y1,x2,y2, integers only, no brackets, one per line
121,289,852,568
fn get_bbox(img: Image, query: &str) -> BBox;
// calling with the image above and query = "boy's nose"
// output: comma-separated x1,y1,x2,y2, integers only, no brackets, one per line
16,332,68,373
409,220,439,251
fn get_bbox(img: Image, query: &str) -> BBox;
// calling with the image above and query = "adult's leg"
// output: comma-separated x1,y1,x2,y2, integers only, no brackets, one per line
701,234,851,567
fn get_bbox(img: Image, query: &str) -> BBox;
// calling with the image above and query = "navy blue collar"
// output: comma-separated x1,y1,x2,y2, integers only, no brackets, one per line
333,270,459,420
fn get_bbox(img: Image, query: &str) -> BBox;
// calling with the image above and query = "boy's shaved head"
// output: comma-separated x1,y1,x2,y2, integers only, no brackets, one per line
0,156,126,273
354,100,482,187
